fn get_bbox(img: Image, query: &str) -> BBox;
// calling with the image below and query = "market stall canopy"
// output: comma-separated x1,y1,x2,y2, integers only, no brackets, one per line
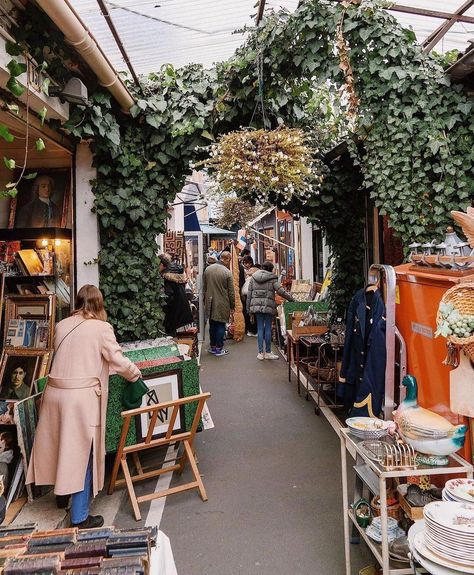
68,0,474,75
200,224,235,236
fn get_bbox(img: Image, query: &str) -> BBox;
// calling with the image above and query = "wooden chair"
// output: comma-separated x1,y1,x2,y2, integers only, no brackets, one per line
108,392,211,521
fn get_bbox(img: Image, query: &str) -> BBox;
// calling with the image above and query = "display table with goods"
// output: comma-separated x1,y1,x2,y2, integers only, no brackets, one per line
340,425,473,575
299,326,345,414
0,522,178,574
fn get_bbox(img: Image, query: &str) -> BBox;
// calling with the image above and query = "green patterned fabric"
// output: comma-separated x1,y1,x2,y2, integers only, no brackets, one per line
282,301,329,329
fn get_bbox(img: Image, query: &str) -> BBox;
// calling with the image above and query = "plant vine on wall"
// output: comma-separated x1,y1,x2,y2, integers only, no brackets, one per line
10,0,473,338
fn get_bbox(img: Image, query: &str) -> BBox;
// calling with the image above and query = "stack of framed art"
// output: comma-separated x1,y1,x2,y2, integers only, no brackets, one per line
0,295,55,509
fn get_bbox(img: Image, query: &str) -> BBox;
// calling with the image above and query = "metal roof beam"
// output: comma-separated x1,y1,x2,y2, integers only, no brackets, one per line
256,0,266,25
422,0,474,53
328,1,474,25
96,0,142,90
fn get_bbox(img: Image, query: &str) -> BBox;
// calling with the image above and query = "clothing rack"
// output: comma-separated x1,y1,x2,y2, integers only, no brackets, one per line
367,264,407,420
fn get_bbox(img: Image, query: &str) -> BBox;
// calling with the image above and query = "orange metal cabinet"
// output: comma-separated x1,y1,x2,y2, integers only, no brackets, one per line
394,264,474,461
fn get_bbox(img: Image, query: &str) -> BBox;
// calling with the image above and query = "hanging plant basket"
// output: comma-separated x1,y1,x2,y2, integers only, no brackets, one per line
199,127,324,206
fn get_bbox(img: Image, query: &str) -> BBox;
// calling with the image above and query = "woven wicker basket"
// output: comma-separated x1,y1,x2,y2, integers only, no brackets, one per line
371,495,402,521
306,361,336,381
437,282,474,361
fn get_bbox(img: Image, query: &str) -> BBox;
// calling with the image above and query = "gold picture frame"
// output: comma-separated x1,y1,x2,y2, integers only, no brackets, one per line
3,294,56,349
0,349,51,400
16,249,44,276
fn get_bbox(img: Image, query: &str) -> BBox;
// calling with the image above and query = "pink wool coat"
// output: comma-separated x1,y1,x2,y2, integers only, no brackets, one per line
26,314,141,497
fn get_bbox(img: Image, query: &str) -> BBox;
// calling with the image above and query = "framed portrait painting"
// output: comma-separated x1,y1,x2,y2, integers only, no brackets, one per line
0,350,51,401
9,168,71,229
136,370,184,440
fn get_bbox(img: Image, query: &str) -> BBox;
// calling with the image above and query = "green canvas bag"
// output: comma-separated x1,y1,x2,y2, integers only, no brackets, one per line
122,378,148,410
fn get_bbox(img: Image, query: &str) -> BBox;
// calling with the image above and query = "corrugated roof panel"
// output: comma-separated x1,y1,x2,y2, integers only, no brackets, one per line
69,0,474,75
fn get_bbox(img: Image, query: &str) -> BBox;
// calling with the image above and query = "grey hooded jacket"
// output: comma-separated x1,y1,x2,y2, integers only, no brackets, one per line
247,270,294,315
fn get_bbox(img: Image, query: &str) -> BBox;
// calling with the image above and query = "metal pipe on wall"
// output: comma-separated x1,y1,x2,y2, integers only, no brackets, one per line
36,0,134,111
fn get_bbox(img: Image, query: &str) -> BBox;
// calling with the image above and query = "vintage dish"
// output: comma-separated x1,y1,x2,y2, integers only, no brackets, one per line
353,498,372,528
424,501,474,535
393,375,467,456
445,478,474,504
413,531,474,574
366,524,404,543
346,417,390,439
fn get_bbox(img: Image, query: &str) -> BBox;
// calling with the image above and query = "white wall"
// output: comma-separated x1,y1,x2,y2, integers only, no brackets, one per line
75,143,100,288
167,201,184,232
300,217,314,281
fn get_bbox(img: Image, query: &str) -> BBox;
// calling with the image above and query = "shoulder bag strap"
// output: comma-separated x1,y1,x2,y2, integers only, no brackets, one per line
41,319,87,399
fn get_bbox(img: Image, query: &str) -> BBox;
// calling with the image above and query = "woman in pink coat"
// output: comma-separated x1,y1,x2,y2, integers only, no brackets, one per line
27,285,142,528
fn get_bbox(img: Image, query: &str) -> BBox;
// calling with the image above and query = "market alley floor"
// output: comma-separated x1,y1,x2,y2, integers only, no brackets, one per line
158,337,372,575
14,337,372,574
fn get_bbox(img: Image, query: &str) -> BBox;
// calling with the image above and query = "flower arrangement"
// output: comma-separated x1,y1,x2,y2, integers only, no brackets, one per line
199,127,324,205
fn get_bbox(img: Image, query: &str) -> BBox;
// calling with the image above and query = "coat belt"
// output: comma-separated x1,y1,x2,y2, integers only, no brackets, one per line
47,376,101,391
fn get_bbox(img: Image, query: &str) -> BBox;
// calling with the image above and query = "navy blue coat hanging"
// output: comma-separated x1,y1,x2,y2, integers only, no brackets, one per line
340,287,387,418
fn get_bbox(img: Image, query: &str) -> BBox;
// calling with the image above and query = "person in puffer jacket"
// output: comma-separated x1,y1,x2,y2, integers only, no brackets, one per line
247,260,294,360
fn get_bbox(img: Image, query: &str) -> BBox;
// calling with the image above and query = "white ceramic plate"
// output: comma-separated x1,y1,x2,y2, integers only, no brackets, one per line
366,525,405,543
412,543,471,575
445,479,474,504
426,519,474,540
424,532,474,561
424,501,474,535
346,417,389,432
414,531,474,574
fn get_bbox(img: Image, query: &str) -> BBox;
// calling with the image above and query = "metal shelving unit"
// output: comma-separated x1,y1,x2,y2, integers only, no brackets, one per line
340,428,473,575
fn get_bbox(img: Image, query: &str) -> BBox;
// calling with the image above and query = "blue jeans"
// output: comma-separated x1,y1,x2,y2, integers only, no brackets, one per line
209,320,226,350
71,456,92,524
256,313,273,353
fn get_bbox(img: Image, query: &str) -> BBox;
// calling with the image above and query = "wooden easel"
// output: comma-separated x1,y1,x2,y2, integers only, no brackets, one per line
108,392,211,521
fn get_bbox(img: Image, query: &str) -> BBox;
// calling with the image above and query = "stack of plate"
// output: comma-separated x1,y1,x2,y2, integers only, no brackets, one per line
442,478,474,503
411,501,474,573
346,417,390,439
365,516,404,543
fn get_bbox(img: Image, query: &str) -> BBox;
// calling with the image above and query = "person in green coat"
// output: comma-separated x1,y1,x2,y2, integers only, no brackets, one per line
203,251,235,356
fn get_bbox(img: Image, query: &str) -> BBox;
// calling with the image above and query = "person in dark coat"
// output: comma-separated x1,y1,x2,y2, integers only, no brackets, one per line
158,253,193,336
203,251,235,356
339,286,387,418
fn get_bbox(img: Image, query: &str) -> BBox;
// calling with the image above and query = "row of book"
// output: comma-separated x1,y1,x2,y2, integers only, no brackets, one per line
0,524,156,574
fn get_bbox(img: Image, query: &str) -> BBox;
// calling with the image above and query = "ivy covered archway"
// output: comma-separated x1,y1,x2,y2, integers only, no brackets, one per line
11,0,473,338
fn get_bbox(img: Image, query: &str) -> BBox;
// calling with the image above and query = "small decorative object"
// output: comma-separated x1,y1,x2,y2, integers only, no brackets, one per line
451,206,474,255
365,516,405,543
407,474,431,491
415,453,448,466
353,498,372,528
435,282,474,364
346,417,390,439
393,375,467,459
444,225,472,256
198,127,325,206
371,490,402,522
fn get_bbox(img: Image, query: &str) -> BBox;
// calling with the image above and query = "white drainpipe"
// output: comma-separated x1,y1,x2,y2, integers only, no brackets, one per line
35,0,134,111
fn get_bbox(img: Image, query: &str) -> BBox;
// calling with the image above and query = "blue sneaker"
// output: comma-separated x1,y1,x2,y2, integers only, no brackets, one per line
207,347,216,354
214,348,229,357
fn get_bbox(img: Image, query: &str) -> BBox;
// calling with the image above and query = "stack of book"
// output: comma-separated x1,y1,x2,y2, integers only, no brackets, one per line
0,524,156,574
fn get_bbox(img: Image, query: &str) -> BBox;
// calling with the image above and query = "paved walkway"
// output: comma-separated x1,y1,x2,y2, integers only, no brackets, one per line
159,337,371,574
13,337,372,573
